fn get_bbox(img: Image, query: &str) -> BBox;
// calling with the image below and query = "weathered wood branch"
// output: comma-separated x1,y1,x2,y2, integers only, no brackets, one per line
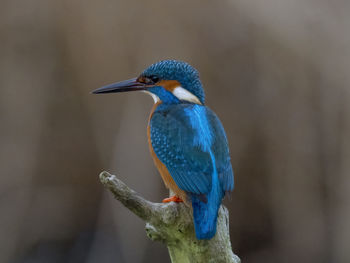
99,171,240,263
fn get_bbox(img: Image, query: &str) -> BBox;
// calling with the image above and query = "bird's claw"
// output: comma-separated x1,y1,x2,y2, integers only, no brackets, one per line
162,196,183,203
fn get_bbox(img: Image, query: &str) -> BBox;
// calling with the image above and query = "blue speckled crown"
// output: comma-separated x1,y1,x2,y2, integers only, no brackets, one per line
141,60,205,104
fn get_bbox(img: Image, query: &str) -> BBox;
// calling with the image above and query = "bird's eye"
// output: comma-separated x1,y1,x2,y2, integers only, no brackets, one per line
149,75,159,84
140,75,160,85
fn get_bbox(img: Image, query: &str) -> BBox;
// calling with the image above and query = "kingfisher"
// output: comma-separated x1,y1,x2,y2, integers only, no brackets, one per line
92,60,234,240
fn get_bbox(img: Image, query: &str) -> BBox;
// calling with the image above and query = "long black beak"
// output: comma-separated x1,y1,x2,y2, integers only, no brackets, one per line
92,78,146,94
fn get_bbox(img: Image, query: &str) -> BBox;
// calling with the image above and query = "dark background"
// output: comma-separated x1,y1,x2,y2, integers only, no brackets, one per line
1,0,349,262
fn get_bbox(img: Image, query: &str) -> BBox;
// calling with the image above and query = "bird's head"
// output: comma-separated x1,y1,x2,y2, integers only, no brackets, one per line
93,60,205,105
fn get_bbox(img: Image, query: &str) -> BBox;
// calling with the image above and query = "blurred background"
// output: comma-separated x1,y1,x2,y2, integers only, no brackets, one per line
1,0,349,262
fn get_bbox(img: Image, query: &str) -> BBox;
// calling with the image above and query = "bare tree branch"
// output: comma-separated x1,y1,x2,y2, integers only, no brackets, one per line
99,171,240,263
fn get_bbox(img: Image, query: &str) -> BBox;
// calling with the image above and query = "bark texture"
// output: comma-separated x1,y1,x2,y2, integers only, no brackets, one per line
99,171,240,263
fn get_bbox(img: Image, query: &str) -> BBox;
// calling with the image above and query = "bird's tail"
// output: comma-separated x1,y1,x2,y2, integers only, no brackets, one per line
191,183,224,240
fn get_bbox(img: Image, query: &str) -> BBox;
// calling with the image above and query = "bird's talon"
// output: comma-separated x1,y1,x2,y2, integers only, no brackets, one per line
162,196,183,203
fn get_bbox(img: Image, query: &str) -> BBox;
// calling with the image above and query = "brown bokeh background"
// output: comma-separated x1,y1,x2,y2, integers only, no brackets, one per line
1,0,350,262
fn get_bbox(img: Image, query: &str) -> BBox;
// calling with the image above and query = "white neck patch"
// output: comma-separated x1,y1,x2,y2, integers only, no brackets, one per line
172,87,202,104
142,90,160,103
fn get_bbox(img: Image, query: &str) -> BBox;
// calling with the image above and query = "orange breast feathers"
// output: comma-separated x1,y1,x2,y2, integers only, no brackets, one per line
147,102,188,203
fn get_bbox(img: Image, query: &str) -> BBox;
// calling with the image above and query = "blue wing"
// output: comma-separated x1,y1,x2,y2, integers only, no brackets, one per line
150,103,234,195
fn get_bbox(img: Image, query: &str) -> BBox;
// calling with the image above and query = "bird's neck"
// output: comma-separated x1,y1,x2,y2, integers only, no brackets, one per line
147,86,181,105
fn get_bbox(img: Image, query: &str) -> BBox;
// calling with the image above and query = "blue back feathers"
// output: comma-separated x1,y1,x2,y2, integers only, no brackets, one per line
150,103,234,239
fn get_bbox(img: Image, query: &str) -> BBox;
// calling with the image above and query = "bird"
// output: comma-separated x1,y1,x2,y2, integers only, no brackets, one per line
92,60,234,240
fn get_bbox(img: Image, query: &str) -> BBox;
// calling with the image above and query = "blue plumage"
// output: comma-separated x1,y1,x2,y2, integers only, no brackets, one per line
93,60,234,240
150,103,233,239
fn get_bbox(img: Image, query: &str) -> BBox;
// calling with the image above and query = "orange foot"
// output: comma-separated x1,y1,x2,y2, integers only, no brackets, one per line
162,196,183,203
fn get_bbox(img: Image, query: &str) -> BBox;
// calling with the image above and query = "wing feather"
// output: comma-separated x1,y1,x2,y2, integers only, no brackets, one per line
150,104,233,195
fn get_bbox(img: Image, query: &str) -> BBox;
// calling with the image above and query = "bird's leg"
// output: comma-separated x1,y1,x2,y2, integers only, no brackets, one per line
162,196,183,203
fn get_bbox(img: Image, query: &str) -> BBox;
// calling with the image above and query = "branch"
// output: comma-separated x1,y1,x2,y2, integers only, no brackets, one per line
99,171,240,263
99,171,163,224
